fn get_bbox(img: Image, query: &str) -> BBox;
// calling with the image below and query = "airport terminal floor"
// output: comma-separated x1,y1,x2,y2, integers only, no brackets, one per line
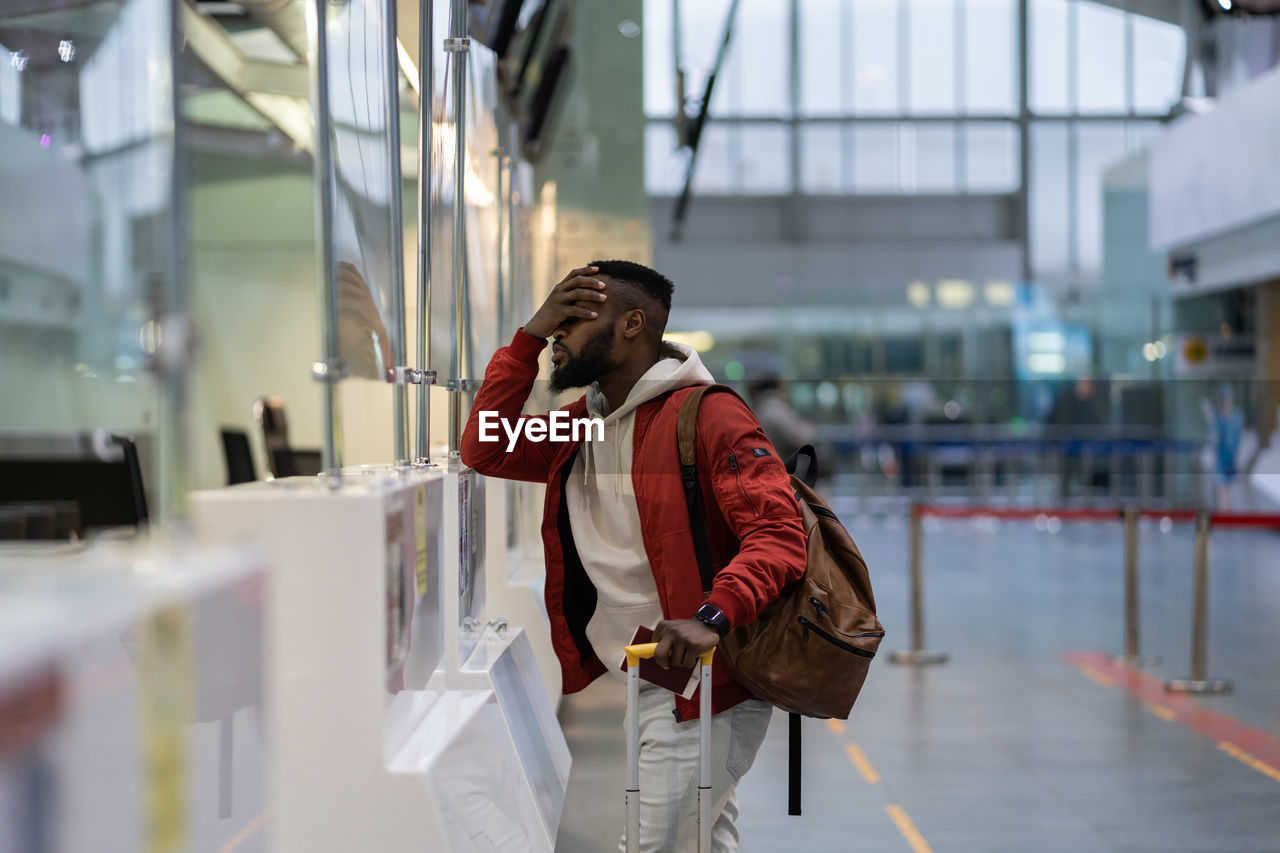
556,493,1280,852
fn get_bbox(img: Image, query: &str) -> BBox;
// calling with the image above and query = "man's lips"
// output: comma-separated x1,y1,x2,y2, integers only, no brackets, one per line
551,348,566,365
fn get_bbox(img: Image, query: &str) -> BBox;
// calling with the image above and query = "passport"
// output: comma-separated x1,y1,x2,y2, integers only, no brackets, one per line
619,625,697,697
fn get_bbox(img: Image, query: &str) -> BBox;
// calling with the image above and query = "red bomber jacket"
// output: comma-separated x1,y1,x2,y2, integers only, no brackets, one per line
460,330,808,721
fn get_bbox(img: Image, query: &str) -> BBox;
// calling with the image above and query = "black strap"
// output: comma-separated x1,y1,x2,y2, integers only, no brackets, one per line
789,713,802,816
785,444,819,489
680,462,717,593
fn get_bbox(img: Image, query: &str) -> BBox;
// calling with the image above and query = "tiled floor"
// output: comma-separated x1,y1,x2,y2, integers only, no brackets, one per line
554,513,1280,851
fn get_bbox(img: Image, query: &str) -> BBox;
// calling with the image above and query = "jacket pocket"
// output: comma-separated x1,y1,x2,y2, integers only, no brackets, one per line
727,451,760,518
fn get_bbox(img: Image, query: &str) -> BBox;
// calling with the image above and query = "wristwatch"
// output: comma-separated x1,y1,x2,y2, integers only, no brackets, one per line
694,603,730,638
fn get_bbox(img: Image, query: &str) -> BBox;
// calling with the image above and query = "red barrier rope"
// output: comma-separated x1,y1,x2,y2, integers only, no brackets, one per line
1207,513,1280,529
914,505,1280,529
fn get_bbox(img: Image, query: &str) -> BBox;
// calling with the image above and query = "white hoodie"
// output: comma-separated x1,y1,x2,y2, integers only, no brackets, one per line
566,342,714,689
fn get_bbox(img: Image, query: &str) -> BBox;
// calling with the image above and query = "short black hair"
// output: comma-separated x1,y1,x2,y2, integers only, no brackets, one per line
589,259,674,313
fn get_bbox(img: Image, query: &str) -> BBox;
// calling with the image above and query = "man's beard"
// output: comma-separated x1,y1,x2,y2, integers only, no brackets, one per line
549,325,617,394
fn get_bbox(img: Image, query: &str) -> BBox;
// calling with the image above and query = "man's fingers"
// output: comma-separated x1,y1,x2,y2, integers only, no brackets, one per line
557,266,599,287
569,306,599,319
653,635,673,669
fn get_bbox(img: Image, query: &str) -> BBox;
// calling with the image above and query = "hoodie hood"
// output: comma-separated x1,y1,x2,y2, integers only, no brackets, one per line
584,341,714,422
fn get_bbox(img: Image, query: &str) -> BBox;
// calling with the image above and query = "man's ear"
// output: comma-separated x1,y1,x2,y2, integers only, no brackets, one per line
620,308,646,340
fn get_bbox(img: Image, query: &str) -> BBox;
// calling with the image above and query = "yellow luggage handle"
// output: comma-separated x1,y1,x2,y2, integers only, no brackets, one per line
624,642,715,668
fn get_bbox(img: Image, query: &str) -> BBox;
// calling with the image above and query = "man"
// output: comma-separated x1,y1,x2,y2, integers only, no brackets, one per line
461,261,807,851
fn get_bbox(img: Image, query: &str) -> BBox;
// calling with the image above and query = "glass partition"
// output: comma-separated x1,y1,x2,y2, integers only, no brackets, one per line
324,0,405,385
0,0,181,516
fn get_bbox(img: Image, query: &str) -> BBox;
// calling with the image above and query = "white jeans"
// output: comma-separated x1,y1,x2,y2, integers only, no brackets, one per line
619,685,773,853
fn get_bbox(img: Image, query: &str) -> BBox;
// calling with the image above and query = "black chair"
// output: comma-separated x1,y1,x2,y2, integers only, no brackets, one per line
220,428,257,485
252,397,324,478
0,431,148,538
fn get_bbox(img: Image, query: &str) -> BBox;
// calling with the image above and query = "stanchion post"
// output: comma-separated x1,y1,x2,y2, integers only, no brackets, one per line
1165,512,1232,694
1113,505,1159,667
889,503,948,666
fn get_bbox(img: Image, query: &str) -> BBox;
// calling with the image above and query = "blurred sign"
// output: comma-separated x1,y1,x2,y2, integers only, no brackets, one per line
1174,333,1255,375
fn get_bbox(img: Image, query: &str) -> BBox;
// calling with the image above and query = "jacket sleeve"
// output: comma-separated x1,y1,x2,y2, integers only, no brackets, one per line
460,329,561,484
697,393,808,630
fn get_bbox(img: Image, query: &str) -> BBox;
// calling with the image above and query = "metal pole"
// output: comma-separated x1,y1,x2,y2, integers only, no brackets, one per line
698,651,713,852
1113,506,1159,666
889,504,948,665
415,0,436,464
384,0,409,466
308,0,344,484
625,651,641,853
446,0,469,459
1165,512,1232,694
1124,505,1139,657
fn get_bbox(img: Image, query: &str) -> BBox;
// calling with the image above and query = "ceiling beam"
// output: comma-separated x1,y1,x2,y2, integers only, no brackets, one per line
180,0,313,151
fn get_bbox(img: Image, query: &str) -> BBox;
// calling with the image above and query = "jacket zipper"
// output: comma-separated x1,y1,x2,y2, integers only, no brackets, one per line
728,452,760,518
797,616,881,658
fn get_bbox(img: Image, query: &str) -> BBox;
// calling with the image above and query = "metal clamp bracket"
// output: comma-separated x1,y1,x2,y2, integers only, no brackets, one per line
386,366,438,385
310,359,349,383
443,37,470,53
442,378,473,392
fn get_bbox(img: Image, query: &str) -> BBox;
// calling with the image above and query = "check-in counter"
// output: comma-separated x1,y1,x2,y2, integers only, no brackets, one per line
0,538,267,853
190,462,568,853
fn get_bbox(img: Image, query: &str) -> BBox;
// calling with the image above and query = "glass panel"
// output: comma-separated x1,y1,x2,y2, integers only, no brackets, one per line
712,0,790,116
644,0,676,116
1030,122,1070,272
0,0,176,504
852,123,898,192
678,0,733,87
852,0,900,114
1132,13,1184,114
799,0,843,115
963,122,1019,192
1075,1,1126,112
904,123,956,193
325,0,403,382
801,124,843,193
428,0,459,374
1030,0,1069,113
907,0,956,114
646,122,683,195
738,124,791,194
964,0,1017,115
1126,118,1161,152
1075,121,1127,271
691,124,733,194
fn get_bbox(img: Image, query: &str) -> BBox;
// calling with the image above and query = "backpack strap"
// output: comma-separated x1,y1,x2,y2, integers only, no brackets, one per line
676,384,745,594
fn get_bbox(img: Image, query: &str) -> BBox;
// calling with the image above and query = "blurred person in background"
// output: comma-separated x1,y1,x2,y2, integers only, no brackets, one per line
748,378,817,464
1204,383,1243,509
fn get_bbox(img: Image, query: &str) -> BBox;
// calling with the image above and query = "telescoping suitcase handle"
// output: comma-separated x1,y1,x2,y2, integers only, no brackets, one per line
624,644,716,853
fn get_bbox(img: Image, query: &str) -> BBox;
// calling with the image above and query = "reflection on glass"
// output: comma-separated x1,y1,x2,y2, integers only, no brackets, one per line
0,0,176,504
323,0,403,381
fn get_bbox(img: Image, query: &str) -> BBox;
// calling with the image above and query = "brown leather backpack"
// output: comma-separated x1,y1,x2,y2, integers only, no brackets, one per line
677,385,886,812
678,384,885,717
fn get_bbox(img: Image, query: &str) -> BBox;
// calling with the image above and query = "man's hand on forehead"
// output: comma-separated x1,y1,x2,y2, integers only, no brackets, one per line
523,265,609,340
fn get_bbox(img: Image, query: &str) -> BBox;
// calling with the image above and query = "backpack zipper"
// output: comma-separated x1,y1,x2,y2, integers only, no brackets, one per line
728,452,760,518
797,616,881,658
809,597,831,623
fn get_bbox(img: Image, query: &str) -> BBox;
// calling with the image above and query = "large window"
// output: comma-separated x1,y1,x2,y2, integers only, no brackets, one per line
644,0,1185,275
